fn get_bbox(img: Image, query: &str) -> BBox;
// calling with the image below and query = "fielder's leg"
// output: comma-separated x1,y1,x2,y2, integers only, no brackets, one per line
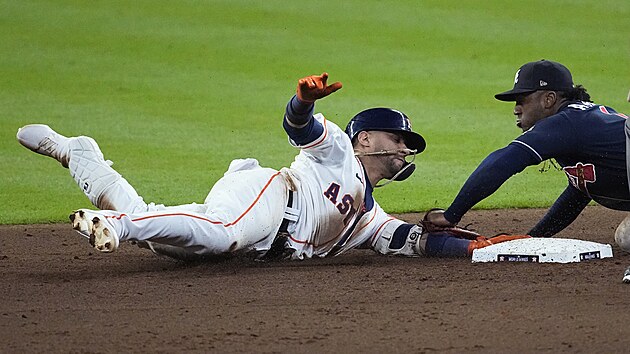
623,266,630,284
614,214,630,252
620,119,630,254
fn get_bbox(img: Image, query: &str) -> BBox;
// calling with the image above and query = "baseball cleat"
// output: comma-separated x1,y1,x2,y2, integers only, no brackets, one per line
17,124,113,169
17,124,72,167
69,209,120,253
623,266,630,284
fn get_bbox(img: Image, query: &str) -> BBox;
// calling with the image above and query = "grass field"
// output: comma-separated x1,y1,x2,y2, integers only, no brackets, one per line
2,0,629,224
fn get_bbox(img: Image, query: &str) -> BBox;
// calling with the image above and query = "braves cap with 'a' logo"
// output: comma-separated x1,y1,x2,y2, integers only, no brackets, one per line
495,60,574,101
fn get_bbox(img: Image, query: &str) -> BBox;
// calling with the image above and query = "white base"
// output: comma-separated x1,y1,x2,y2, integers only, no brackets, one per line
471,237,613,263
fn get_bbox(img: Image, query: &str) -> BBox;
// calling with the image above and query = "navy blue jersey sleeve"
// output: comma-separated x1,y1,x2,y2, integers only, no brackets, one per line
514,113,577,161
283,95,324,145
444,144,540,223
528,185,591,237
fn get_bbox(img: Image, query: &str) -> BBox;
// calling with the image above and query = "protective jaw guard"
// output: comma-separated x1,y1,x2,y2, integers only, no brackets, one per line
393,161,415,181
376,153,416,187
357,148,418,187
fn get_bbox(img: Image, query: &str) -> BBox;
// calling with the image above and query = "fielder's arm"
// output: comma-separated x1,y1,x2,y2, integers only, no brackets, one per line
528,184,591,237
370,216,528,258
443,144,536,224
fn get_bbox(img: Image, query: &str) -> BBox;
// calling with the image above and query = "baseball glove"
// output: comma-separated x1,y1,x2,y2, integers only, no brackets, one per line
420,208,481,240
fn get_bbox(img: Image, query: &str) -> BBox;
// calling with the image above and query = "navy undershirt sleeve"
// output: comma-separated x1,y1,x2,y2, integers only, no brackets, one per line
285,95,313,125
283,95,324,145
444,144,540,223
391,224,470,257
528,185,591,237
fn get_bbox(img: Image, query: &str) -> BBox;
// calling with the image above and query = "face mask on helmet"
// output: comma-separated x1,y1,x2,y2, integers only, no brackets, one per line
345,108,426,187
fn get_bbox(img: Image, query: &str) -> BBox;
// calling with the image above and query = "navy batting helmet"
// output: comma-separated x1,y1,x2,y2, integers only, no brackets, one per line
345,108,426,153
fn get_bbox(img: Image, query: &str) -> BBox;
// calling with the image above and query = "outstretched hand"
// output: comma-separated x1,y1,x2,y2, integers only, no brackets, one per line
420,209,482,240
296,72,343,104
421,209,457,231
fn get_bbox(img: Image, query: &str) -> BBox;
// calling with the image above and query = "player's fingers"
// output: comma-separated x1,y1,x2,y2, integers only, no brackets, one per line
331,81,342,91
319,72,329,86
308,77,318,88
325,81,343,95
321,72,332,89
298,77,313,88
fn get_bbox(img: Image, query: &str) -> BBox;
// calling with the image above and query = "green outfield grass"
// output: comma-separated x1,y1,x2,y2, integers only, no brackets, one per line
1,0,629,224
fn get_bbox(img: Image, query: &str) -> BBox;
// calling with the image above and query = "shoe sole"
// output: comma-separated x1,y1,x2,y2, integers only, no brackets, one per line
69,210,119,253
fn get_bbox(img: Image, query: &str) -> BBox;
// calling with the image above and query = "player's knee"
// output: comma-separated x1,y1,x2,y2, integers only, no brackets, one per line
614,216,630,253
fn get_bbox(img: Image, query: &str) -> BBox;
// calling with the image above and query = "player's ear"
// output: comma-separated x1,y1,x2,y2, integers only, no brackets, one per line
542,91,558,109
356,131,371,148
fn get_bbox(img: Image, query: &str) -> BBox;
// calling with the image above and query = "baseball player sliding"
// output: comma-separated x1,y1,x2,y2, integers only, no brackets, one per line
17,72,526,261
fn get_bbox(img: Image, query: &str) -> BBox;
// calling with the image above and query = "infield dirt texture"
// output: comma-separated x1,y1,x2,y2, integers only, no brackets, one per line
2,207,630,353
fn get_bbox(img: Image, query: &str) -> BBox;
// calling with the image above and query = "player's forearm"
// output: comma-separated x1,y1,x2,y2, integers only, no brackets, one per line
285,95,314,128
369,219,421,256
371,220,510,258
528,185,591,237
444,145,535,223
282,95,324,146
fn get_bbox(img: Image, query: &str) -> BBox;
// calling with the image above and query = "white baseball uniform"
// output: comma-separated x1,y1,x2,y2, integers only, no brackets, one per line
80,112,418,259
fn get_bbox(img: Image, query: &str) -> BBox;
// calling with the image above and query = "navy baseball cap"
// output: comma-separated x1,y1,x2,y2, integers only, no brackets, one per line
495,60,574,101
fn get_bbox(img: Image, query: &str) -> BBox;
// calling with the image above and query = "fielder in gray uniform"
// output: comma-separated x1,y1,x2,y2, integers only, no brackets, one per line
17,72,526,261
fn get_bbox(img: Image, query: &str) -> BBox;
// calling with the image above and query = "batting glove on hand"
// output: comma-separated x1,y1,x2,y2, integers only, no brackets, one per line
296,72,342,103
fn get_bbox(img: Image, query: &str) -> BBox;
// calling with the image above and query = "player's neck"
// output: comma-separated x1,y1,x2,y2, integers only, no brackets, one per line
357,155,385,186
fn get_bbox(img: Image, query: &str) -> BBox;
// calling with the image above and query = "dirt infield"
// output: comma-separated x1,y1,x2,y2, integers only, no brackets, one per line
1,206,630,353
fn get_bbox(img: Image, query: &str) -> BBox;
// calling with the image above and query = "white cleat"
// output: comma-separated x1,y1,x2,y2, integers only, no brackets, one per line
623,266,630,284
17,124,113,169
69,209,120,253
16,124,72,167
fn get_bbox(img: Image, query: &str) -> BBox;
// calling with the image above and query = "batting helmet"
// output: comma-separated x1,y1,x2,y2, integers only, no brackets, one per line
345,108,426,153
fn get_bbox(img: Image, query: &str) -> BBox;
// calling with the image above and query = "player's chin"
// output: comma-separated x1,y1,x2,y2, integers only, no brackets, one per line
385,161,405,179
